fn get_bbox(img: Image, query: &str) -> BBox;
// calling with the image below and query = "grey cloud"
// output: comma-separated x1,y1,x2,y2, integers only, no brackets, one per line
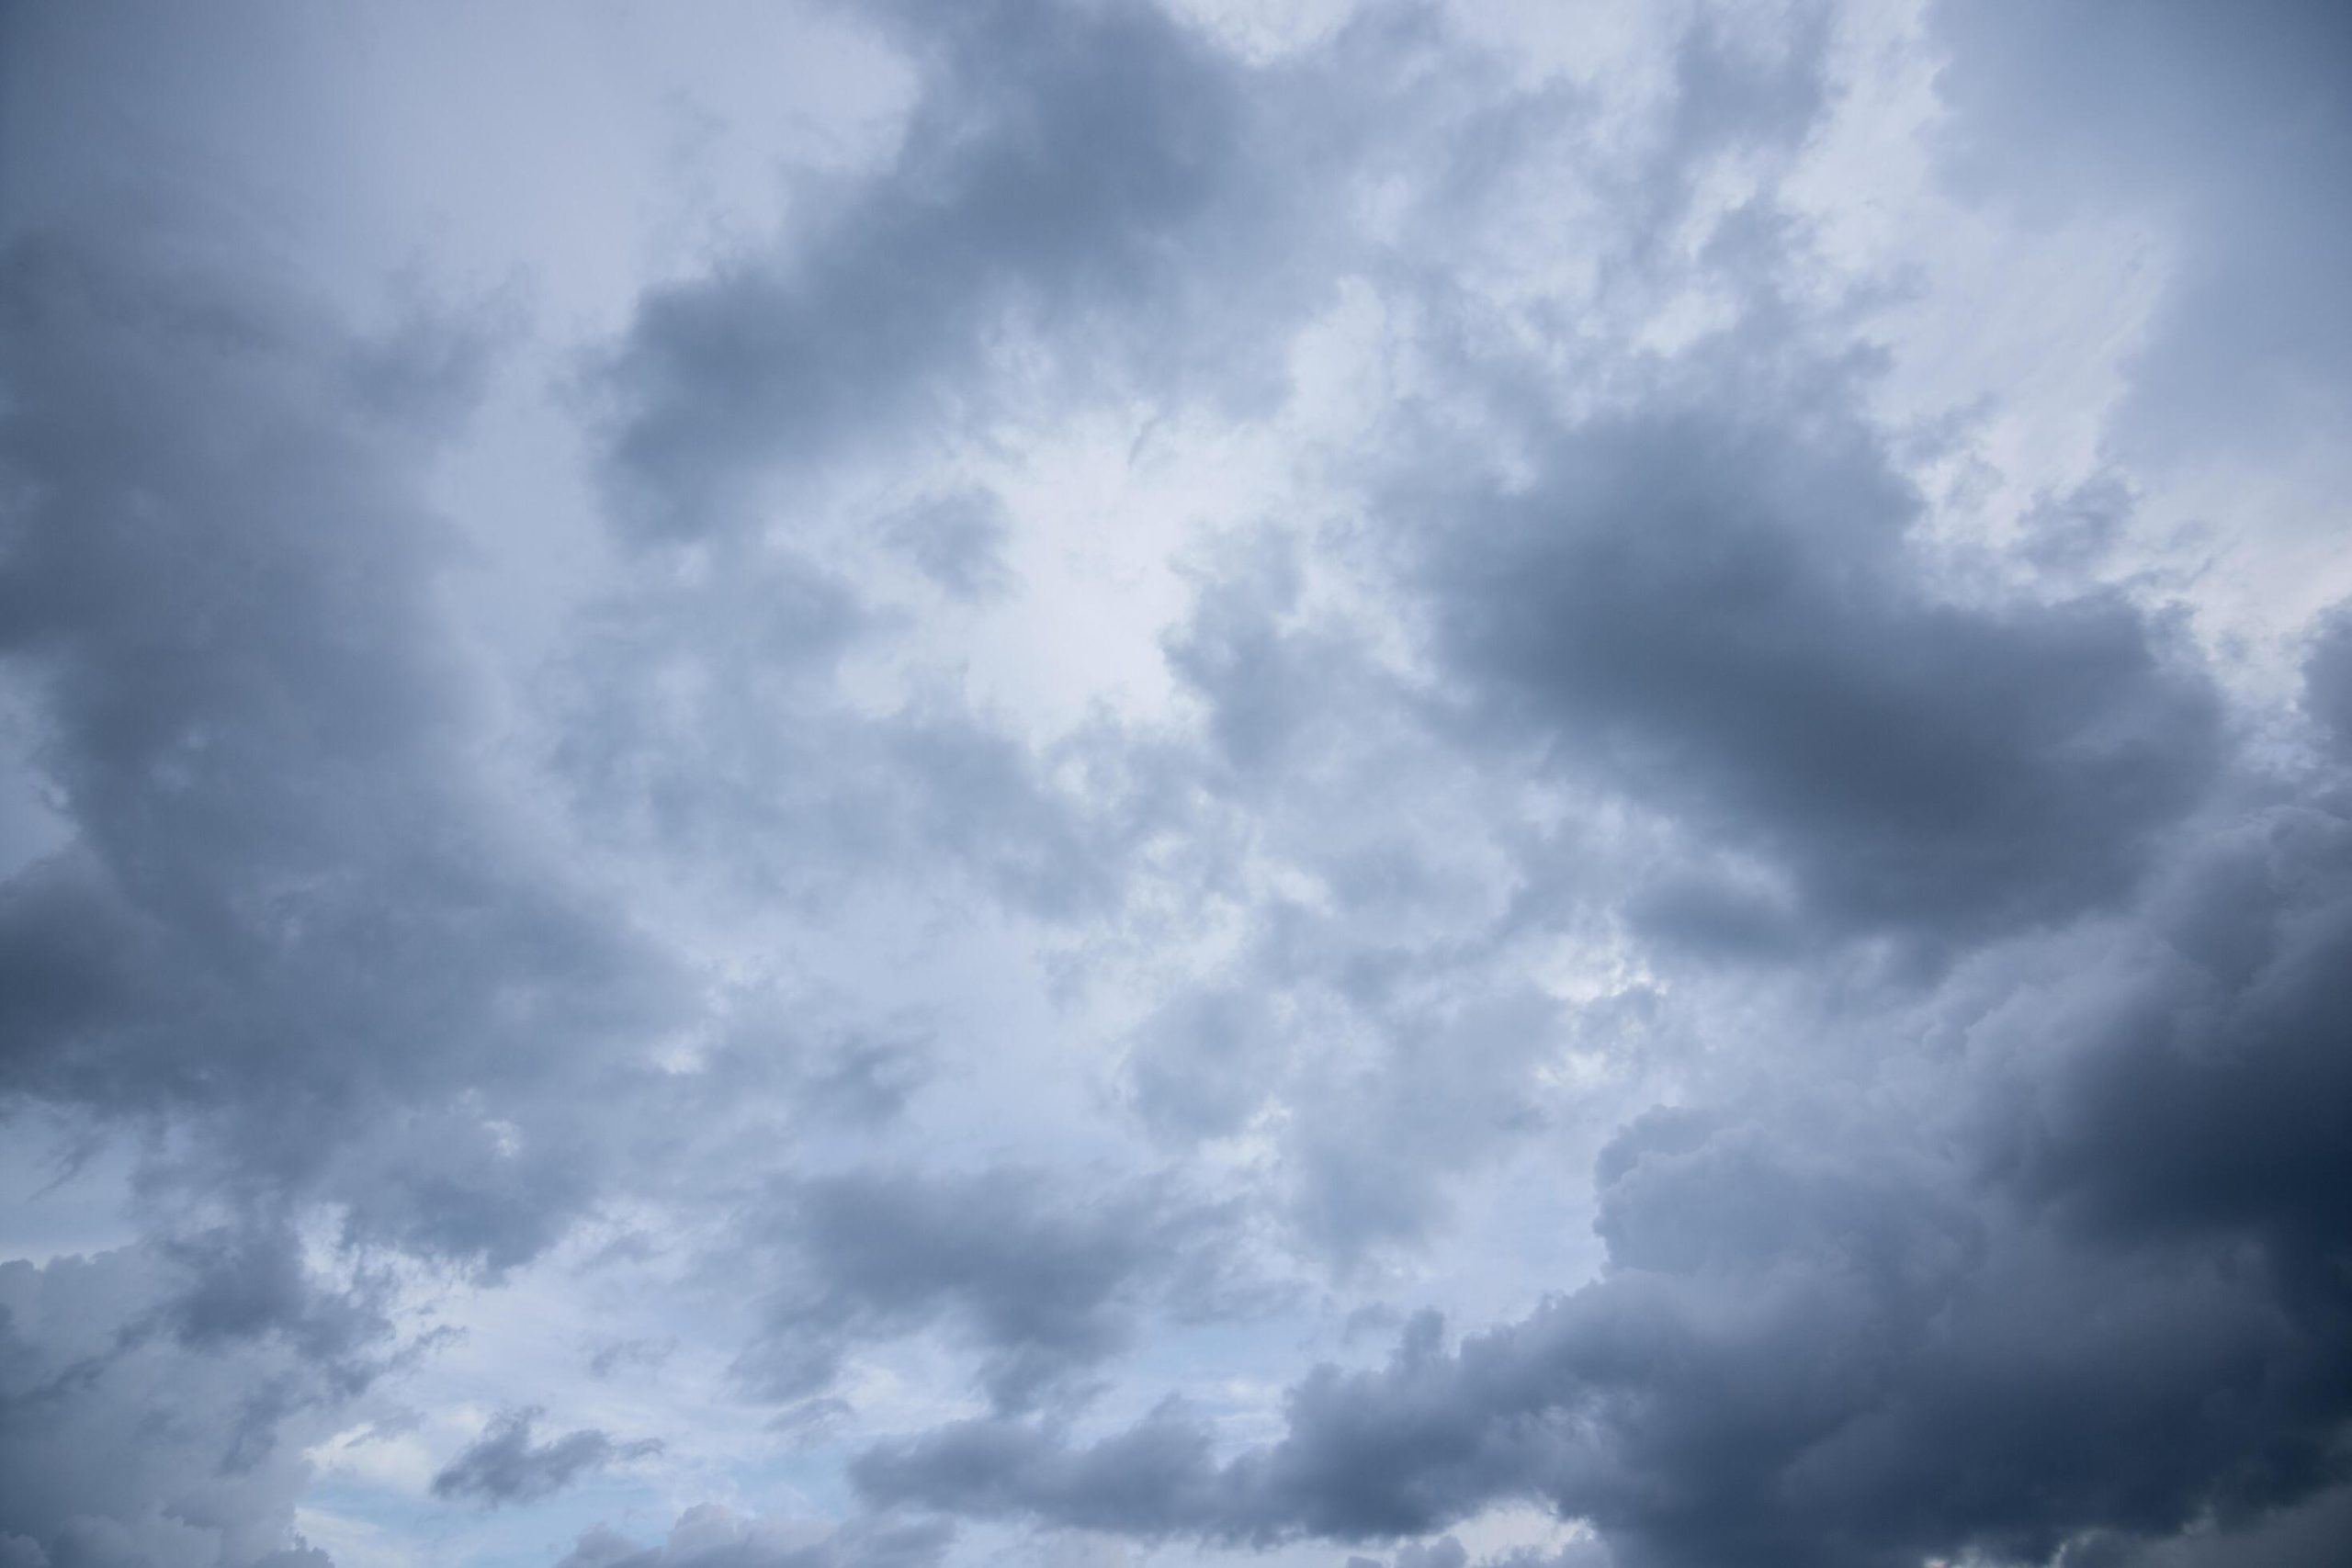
2059,1485,2352,1568
1981,801,2352,1293
430,1408,662,1509
1350,1537,1616,1568
7,7,2349,1568
2303,603,2352,755
1416,398,2222,953
155,1219,390,1396
1133,160,2224,1292
590,0,1656,538
1464,1547,1613,1568
0,212,697,1568
1387,1537,1466,1568
586,1337,674,1381
735,1167,1249,1413
881,491,1012,603
565,0,1841,942
855,786,2352,1566
851,1401,1236,1540
1282,986,1562,1265
1142,348,2220,1272
1147,575,1636,1264
0,224,686,1271
0,1246,356,1568
594,0,1301,539
1930,0,2352,457
1124,987,1288,1143
556,1505,949,1568
1162,539,1387,784
548,543,1148,923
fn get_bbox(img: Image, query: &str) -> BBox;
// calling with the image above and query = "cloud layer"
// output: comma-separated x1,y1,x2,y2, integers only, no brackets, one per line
4,4,2349,1568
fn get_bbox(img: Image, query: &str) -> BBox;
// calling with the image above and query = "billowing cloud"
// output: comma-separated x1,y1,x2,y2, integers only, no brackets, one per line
854,778,2352,1567
1416,396,2221,952
6,4,2349,1568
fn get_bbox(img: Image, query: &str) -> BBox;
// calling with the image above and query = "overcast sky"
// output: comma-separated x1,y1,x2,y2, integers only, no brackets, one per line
4,4,2350,1568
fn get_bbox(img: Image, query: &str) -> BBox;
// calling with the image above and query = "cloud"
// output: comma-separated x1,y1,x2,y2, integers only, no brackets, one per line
592,0,1306,540
1929,0,2352,457
429,1409,662,1509
734,1167,1250,1412
0,208,691,1568
6,6,2351,1568
854,781,2352,1568
546,539,1149,922
1415,395,2222,953
0,1245,363,1568
880,491,1014,604
0,223,687,1270
2303,602,2352,754
555,1505,949,1568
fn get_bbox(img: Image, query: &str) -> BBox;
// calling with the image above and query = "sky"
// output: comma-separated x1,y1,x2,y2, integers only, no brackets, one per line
2,3,2350,1568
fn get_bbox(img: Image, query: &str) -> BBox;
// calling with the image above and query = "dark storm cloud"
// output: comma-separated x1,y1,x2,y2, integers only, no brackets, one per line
854,783,2352,1567
6,6,2348,1568
833,6,2349,1550
1416,395,2222,952
0,224,685,1270
430,1409,662,1509
1930,0,2352,456
1165,336,2222,966
735,1167,1249,1413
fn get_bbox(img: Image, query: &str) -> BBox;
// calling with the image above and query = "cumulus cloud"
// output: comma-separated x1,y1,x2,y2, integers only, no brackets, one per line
1415,394,2221,953
855,778,2352,1566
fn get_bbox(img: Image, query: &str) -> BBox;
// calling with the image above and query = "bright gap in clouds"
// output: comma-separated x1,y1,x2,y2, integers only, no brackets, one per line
4,4,2351,1568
